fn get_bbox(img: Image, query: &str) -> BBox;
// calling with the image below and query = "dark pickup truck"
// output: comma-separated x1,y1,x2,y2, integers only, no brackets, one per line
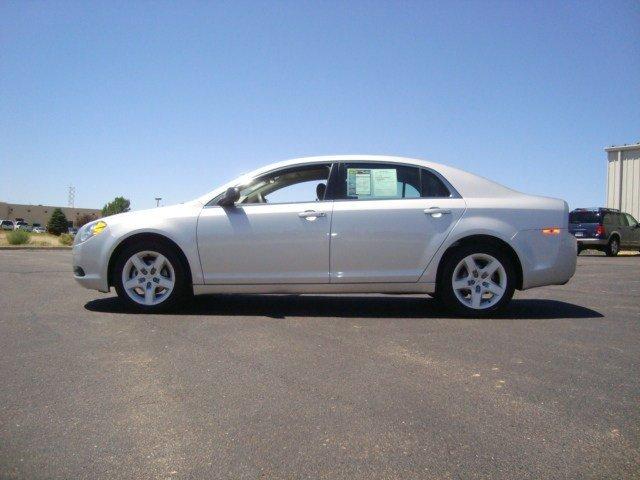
569,208,640,256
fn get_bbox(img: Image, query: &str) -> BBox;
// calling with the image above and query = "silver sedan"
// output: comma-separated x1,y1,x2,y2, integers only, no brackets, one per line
72,156,576,315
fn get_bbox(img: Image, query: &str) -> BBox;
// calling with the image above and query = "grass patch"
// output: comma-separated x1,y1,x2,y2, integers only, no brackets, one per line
58,233,74,246
6,230,31,245
0,231,70,247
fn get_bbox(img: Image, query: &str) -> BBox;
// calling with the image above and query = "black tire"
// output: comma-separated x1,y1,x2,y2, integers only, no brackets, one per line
437,243,516,317
577,245,583,256
605,237,620,257
113,240,190,312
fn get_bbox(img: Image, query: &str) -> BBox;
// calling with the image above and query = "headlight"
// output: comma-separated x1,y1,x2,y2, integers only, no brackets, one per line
77,220,107,244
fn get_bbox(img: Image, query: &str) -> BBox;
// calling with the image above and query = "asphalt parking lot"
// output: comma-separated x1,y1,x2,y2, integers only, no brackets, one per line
0,250,638,479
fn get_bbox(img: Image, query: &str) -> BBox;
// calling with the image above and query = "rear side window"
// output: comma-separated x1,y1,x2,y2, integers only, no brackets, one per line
421,169,450,197
334,163,451,200
603,212,622,226
569,211,600,223
340,163,421,200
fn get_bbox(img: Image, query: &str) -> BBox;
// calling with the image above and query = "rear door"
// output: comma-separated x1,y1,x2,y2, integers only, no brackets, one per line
327,161,465,283
623,213,640,247
605,212,630,247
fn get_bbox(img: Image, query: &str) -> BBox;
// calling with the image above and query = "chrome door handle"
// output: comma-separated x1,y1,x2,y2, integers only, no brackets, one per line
424,207,452,216
298,210,326,218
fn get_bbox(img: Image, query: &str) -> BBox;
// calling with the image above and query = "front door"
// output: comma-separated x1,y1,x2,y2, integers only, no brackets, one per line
328,162,466,283
623,213,640,247
197,163,333,284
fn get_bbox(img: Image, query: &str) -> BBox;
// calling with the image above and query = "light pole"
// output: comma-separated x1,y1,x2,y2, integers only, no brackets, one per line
155,197,162,207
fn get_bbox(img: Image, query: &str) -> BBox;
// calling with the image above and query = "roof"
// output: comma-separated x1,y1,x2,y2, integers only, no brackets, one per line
604,143,640,152
196,155,522,204
571,207,619,212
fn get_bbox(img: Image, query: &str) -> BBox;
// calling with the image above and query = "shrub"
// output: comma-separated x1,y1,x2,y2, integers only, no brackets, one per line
7,230,30,245
47,208,69,235
58,233,74,246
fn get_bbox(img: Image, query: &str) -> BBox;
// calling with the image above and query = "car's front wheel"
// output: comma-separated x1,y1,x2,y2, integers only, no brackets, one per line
113,241,189,312
438,244,516,316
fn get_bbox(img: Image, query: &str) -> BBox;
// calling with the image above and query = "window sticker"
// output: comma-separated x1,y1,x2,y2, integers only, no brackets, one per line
355,171,371,195
347,168,372,196
347,167,399,197
371,169,398,196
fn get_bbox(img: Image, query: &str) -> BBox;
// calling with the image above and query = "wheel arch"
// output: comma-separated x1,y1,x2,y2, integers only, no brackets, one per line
435,234,524,291
107,232,193,288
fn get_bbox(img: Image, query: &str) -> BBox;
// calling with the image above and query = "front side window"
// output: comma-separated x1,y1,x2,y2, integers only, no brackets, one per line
624,213,638,227
237,164,331,204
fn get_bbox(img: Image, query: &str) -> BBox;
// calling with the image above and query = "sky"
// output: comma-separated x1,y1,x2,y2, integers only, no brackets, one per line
1,0,639,211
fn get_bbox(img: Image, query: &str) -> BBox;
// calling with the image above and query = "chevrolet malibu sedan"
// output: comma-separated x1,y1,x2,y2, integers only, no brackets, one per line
73,156,576,315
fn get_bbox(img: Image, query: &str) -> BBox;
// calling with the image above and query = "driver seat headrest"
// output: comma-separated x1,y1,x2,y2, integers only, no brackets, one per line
316,183,327,201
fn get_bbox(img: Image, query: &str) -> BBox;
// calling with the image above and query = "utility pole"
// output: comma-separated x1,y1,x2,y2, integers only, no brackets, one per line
68,186,76,208
155,197,162,207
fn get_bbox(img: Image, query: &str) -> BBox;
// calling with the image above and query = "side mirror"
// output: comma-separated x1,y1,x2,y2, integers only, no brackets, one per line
217,187,240,206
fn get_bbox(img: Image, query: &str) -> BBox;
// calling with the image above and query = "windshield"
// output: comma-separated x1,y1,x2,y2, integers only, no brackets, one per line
569,211,600,223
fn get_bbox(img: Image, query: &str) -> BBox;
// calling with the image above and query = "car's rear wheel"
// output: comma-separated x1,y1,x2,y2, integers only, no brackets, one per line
605,237,620,257
113,241,189,312
438,244,516,316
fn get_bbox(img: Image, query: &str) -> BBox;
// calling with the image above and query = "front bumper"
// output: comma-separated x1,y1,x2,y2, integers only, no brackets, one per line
72,234,111,292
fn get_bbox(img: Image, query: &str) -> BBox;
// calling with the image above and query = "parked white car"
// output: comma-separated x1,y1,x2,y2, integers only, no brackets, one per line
32,226,46,234
73,156,576,315
1,220,15,230
15,221,30,231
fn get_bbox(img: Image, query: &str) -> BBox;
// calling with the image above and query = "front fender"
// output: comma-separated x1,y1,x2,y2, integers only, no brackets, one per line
102,204,203,285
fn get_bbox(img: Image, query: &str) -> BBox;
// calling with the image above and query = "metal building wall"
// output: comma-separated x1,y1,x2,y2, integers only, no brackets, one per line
606,146,640,220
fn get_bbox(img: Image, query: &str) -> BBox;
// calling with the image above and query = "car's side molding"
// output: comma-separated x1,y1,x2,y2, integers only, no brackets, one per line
192,282,436,295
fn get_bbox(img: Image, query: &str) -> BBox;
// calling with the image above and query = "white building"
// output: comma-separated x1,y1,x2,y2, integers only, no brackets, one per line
605,143,640,219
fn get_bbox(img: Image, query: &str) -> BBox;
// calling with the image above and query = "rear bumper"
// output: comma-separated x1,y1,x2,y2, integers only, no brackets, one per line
575,238,607,247
513,230,577,289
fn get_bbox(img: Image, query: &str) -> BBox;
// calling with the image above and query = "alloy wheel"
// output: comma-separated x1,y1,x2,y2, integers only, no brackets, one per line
121,250,175,306
610,239,619,255
451,253,507,310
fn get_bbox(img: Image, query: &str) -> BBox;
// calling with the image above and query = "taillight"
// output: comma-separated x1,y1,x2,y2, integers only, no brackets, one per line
595,225,605,237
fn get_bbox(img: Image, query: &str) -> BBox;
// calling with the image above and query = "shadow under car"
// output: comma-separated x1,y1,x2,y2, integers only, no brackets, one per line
85,294,603,320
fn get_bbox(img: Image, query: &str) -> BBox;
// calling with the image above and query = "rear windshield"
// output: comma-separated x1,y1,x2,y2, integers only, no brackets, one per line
569,211,600,223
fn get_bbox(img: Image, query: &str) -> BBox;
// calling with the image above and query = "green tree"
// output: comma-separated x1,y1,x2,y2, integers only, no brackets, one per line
102,196,131,217
47,208,69,235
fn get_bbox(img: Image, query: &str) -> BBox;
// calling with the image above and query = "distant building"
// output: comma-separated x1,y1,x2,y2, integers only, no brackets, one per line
0,202,101,227
605,143,640,219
